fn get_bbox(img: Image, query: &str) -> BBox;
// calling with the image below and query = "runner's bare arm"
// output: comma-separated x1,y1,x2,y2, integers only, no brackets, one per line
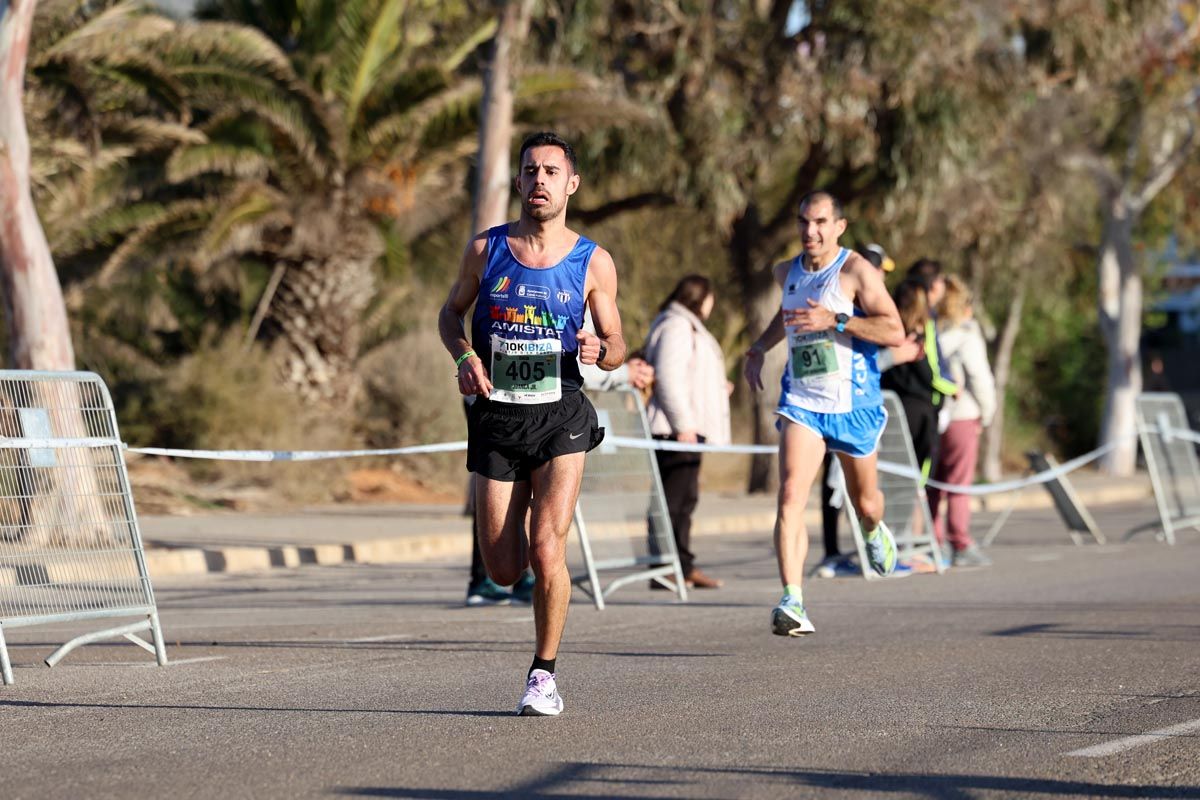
743,261,790,392
439,234,493,396
789,253,904,346
840,255,904,346
580,248,626,371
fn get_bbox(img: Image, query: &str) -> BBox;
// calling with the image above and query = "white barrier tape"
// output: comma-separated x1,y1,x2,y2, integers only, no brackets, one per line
917,442,1119,496
0,437,120,449
12,423,1191,498
124,441,468,462
608,434,1129,497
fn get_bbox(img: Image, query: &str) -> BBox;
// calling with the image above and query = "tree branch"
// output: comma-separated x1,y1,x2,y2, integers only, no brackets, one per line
1061,151,1120,194
573,191,675,225
1133,116,1196,212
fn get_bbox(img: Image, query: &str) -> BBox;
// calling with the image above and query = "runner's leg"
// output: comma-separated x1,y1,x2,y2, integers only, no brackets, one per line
837,450,896,576
475,473,532,586
528,451,586,660
835,451,884,531
776,421,827,587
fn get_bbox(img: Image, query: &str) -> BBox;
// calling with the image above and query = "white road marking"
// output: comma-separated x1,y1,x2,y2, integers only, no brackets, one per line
1065,717,1200,757
498,615,535,624
1026,554,1062,562
345,634,414,643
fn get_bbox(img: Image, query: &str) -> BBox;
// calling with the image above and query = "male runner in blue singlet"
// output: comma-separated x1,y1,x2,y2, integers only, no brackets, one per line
438,132,626,714
743,191,905,636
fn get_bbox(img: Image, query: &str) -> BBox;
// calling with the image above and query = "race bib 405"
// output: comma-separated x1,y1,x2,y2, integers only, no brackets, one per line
490,336,562,404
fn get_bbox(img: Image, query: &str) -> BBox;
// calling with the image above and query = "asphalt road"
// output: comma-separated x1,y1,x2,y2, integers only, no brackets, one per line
3,504,1198,799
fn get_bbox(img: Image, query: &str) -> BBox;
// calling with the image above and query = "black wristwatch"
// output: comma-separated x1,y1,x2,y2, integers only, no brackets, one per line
597,342,608,364
834,312,850,333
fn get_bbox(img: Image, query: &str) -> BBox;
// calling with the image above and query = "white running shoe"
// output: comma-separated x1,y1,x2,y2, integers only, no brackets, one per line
771,594,816,637
516,669,564,716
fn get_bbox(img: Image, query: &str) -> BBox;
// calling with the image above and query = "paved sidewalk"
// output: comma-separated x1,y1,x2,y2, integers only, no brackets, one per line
137,468,1155,579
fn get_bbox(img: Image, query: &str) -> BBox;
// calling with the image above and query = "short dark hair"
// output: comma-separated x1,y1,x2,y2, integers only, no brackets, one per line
519,131,578,174
798,190,844,220
906,258,943,292
661,274,713,316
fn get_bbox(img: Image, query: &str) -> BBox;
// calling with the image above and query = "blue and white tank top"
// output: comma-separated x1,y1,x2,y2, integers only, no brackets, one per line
471,224,594,404
778,248,882,413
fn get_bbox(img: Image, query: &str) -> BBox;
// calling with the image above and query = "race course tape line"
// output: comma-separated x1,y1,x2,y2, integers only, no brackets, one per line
8,426,1192,498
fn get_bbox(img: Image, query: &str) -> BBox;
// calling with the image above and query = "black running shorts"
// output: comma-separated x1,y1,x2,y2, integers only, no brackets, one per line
466,391,606,482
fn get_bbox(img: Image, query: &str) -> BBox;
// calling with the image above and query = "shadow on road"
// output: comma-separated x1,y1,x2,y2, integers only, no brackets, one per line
335,761,1200,799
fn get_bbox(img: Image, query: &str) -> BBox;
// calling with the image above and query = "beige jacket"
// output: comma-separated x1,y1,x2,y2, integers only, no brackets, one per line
939,318,997,426
644,302,731,444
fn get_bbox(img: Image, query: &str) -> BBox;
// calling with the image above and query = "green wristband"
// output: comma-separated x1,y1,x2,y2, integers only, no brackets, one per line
454,350,476,369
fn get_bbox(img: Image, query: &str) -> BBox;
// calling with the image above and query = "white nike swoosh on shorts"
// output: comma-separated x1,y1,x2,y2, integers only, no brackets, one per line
568,433,584,440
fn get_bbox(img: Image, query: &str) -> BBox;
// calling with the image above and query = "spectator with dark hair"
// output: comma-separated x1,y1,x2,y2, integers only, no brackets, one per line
881,280,946,481
904,258,958,409
644,274,732,589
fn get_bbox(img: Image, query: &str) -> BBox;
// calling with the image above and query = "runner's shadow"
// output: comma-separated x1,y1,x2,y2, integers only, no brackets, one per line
0,699,511,718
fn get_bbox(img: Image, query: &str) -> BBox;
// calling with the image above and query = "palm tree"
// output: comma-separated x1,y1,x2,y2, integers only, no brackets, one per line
33,0,652,407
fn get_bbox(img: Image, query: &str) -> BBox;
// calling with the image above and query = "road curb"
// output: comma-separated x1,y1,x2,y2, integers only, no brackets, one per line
143,482,1154,579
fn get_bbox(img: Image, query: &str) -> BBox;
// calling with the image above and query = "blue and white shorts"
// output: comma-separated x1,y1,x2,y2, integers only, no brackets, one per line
775,403,888,458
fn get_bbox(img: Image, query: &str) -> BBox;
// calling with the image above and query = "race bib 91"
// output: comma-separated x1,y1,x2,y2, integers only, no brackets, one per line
789,332,838,383
490,336,562,404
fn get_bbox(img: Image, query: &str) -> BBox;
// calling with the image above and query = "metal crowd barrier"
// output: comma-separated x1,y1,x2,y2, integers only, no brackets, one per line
571,387,687,609
1135,392,1200,545
839,390,945,578
0,371,166,684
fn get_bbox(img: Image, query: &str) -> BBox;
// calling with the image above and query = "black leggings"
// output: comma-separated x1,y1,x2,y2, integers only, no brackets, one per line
651,442,702,574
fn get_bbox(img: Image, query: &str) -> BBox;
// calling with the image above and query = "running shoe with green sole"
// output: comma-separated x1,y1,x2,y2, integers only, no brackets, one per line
771,594,816,637
864,521,897,576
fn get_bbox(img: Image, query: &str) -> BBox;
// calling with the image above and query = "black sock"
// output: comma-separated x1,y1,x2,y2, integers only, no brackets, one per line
530,656,556,676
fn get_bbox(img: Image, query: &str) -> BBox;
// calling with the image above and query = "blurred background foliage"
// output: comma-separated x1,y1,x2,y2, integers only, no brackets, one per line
11,0,1199,501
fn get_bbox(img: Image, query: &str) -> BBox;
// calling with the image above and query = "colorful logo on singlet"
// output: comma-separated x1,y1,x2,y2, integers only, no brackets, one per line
491,276,512,296
489,305,568,332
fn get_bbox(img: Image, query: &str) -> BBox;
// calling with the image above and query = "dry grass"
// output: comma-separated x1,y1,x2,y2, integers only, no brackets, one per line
157,335,358,505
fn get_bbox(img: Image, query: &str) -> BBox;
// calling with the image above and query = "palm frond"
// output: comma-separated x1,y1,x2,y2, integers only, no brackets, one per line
85,57,191,122
359,78,481,163
343,0,411,127
192,184,290,269
51,202,176,257
161,21,303,88
167,143,271,183
440,18,496,74
103,117,208,147
179,66,337,180
94,199,218,287
42,2,175,64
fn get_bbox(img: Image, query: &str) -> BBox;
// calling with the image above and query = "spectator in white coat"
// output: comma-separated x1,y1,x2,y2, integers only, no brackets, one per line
927,275,997,567
644,275,731,588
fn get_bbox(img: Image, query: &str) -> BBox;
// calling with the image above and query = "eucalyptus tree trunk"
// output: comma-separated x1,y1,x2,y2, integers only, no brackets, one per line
981,272,1028,483
731,208,785,494
472,0,535,234
1096,200,1142,476
0,0,75,371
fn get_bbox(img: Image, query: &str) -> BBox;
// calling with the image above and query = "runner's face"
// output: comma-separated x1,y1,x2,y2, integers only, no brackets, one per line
517,146,579,222
797,198,846,260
